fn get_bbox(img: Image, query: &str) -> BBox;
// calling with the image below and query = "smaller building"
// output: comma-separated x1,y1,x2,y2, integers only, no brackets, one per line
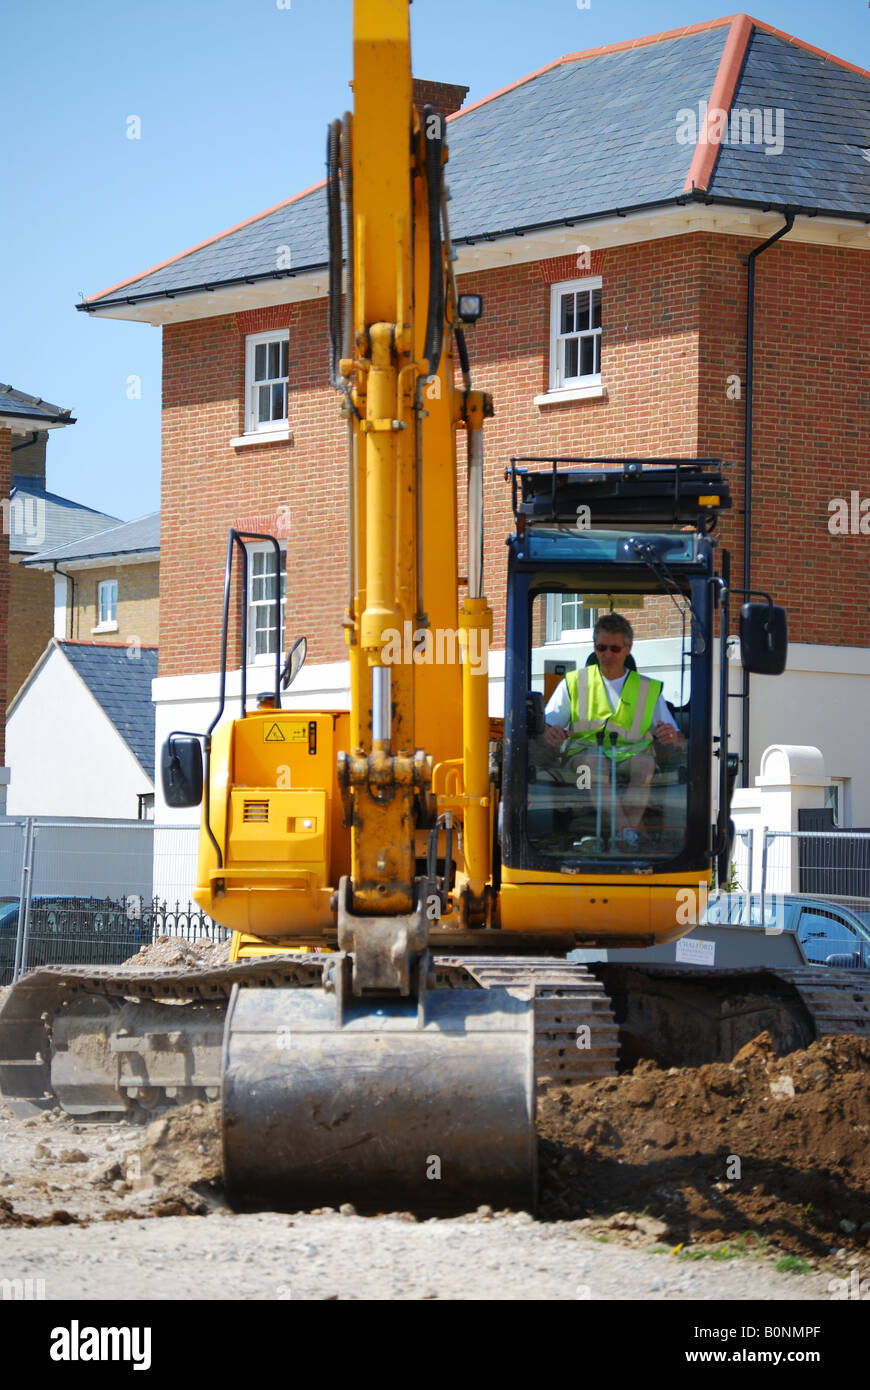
24,511,160,653
6,640,158,820
8,479,121,700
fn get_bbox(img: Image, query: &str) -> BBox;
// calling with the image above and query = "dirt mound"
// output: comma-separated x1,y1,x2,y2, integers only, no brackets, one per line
124,936,230,969
539,1032,870,1259
132,1101,222,1202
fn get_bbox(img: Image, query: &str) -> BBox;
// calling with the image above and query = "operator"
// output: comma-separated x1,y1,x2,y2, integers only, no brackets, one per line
543,612,684,848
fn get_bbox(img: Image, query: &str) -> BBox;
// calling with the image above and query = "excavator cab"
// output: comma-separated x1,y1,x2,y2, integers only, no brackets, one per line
502,459,725,878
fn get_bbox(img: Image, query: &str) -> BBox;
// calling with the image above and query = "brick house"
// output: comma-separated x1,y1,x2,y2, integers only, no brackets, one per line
80,14,870,824
23,512,160,652
0,384,94,812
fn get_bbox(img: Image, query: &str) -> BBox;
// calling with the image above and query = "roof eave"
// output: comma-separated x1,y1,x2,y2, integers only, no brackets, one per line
80,195,870,325
0,413,76,432
23,547,160,570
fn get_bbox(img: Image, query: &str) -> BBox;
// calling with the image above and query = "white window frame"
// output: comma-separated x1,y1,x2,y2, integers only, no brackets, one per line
537,276,604,405
825,778,852,827
93,578,118,634
546,594,597,644
242,331,290,439
246,543,287,666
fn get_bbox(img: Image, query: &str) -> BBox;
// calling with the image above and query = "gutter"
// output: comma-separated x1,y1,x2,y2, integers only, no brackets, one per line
740,210,795,787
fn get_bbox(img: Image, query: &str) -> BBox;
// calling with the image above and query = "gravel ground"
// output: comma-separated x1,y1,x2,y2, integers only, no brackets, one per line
0,1209,843,1301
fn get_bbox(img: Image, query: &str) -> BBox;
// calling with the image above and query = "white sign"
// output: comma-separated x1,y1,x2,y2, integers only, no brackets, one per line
675,936,716,967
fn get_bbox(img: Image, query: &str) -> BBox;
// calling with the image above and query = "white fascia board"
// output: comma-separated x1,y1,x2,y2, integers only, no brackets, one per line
84,206,870,328
85,270,330,328
0,416,71,433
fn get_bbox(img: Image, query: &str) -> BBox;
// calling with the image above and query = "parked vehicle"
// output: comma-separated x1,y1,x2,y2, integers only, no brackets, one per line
575,892,870,971
0,896,147,984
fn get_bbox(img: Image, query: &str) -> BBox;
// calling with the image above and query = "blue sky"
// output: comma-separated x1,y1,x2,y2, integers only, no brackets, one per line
3,0,865,521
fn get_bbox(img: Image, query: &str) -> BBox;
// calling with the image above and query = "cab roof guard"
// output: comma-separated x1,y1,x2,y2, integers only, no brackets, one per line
506,457,732,530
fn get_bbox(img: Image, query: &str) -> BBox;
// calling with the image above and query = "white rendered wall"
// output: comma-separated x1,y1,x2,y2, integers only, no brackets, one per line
6,646,152,818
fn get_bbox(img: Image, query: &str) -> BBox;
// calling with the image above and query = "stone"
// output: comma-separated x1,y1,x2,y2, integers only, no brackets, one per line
636,1216,670,1239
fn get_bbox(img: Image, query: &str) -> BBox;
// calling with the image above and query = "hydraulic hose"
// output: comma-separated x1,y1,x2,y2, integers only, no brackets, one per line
421,104,444,378
326,118,344,387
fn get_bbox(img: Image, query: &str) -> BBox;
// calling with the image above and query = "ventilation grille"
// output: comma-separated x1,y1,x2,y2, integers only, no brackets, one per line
243,800,270,823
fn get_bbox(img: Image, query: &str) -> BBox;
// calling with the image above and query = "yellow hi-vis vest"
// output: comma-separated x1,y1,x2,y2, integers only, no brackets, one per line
563,666,662,763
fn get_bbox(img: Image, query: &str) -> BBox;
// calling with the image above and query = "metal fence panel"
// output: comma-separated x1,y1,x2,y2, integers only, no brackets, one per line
0,820,27,984
761,830,870,916
1,819,228,986
152,824,203,908
731,827,754,894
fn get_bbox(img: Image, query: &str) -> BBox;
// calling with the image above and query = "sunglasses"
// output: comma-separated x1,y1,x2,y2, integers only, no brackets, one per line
595,642,625,654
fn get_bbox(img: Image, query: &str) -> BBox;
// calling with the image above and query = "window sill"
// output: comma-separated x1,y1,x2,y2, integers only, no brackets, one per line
92,622,118,634
534,384,606,406
230,427,293,449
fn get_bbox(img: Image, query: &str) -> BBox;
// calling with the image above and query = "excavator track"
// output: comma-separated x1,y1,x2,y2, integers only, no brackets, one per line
452,957,620,1084
0,955,617,1120
595,962,870,1069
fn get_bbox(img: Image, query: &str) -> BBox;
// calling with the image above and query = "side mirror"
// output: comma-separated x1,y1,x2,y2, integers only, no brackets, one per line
281,636,307,690
161,735,203,808
740,602,787,675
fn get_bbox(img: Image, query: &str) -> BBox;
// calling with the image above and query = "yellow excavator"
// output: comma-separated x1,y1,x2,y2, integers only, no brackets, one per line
2,0,866,1213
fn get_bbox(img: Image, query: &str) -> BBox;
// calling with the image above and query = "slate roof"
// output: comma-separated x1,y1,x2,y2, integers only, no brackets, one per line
0,383,75,426
81,14,870,314
24,511,160,567
60,641,158,780
9,477,121,557
710,29,870,211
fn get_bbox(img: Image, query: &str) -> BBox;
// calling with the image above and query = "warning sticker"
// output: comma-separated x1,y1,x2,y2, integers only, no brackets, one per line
263,722,308,744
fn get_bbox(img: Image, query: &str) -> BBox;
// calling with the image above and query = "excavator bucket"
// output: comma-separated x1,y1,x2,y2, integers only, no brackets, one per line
221,976,536,1213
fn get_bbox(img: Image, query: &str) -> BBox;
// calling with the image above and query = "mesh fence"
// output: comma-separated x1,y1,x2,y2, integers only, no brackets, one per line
761,830,870,916
0,820,228,985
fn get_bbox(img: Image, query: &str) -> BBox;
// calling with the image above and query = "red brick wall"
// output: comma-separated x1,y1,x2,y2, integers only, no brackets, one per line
0,429,9,762
697,235,869,640
159,232,869,680
464,238,703,641
161,300,346,677
412,79,469,120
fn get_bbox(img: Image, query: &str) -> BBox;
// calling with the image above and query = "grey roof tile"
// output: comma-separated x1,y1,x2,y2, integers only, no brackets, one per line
85,28,729,306
710,31,870,213
0,383,74,424
60,642,158,779
24,511,159,565
9,478,121,556
85,23,869,312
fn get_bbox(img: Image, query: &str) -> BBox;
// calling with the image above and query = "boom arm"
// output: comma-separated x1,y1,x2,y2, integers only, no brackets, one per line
332,0,494,989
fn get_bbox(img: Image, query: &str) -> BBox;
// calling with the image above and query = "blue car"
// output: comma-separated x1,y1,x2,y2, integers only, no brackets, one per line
574,892,870,971
701,893,870,970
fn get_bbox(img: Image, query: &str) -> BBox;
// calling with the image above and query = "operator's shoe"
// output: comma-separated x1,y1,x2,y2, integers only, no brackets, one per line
620,828,641,852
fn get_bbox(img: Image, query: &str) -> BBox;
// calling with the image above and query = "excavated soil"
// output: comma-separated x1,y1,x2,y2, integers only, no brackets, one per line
124,935,230,970
538,1032,870,1260
3,929,869,1275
